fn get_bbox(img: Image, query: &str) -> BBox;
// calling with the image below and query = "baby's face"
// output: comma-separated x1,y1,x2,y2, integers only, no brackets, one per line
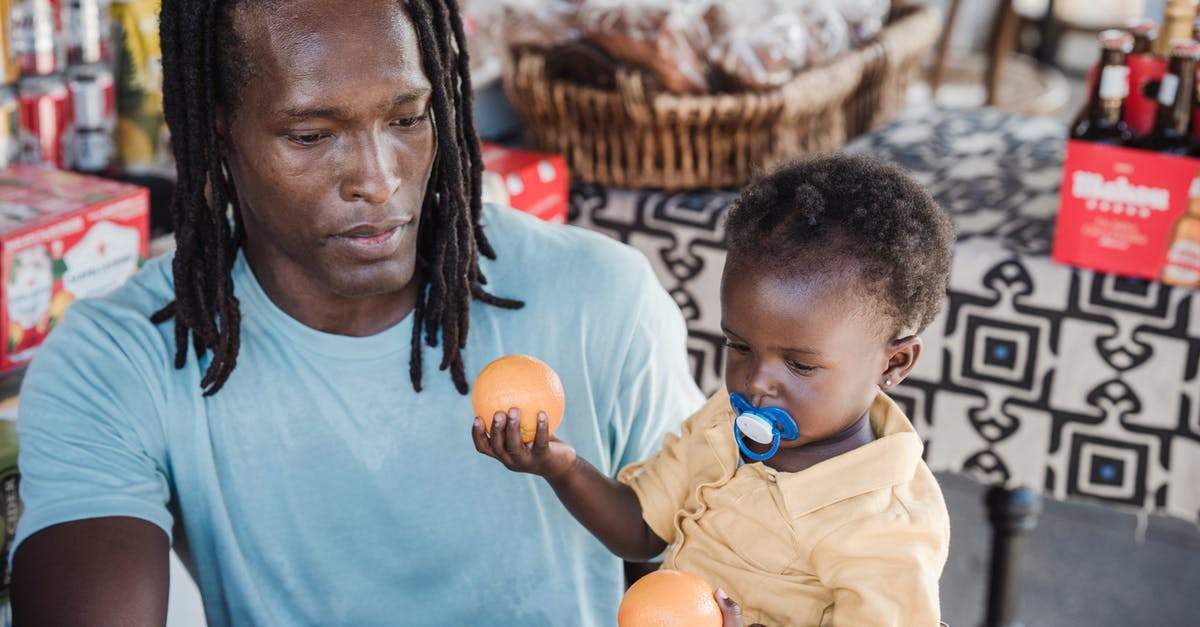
720,269,894,450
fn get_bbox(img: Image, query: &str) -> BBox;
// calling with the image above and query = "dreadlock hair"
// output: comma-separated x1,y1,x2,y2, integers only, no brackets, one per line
153,0,521,397
724,154,955,339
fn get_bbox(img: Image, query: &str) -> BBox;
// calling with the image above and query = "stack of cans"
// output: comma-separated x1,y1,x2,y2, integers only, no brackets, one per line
3,0,116,174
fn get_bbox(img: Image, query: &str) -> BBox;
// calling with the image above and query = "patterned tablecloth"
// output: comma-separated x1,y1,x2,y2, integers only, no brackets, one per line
567,106,1200,523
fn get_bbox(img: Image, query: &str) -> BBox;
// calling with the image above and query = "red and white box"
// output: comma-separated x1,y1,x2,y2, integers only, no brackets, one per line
480,142,568,224
0,165,149,372
1053,140,1200,287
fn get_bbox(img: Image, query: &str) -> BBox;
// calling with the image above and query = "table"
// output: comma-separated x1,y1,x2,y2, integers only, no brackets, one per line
568,105,1200,524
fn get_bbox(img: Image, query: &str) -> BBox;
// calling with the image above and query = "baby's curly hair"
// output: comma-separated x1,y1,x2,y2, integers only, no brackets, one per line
724,154,955,337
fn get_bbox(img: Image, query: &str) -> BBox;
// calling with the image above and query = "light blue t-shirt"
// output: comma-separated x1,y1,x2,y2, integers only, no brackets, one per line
14,204,704,626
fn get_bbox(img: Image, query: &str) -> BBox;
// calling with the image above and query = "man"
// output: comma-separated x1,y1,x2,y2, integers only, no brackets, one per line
10,1,702,624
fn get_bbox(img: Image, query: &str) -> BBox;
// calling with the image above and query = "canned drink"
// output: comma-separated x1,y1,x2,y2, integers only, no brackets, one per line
0,87,19,168
112,0,168,174
0,1,19,84
11,0,63,77
17,75,69,168
67,63,114,130
64,0,110,65
71,126,111,173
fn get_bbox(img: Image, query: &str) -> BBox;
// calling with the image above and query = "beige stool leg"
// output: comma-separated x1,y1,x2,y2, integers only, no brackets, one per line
929,0,964,93
985,0,1022,107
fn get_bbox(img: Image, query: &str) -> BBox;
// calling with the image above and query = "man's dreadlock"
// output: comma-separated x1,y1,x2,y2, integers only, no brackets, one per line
153,0,521,396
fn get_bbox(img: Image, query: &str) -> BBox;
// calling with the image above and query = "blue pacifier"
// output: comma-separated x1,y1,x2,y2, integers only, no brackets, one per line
730,392,800,461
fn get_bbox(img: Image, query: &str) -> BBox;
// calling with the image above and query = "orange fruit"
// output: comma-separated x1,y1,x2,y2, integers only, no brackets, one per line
471,354,565,443
618,569,723,627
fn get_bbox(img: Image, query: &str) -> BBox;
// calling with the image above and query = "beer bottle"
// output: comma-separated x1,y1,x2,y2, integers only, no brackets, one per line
1071,30,1134,145
1125,19,1161,136
1161,170,1200,287
1131,20,1158,55
1131,40,1200,156
1153,0,1198,58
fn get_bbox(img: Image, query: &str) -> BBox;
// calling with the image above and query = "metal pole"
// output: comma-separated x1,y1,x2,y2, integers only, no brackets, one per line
984,485,1043,627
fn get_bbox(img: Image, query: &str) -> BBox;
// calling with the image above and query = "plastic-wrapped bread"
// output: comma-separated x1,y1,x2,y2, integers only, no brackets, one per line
578,0,714,94
707,1,809,90
499,0,585,51
794,0,851,66
837,0,891,46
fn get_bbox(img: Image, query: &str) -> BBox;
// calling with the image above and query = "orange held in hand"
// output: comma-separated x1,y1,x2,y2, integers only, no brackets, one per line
618,569,723,627
472,354,565,443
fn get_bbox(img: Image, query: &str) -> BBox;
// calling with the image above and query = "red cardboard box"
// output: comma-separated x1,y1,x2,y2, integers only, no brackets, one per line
0,166,149,372
1053,140,1200,287
480,142,568,224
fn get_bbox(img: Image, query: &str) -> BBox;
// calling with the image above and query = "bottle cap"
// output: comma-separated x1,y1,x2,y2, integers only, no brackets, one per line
1168,39,1200,59
1125,18,1158,39
1099,29,1135,52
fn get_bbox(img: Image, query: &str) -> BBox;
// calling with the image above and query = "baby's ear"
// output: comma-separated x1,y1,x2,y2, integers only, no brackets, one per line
879,335,922,389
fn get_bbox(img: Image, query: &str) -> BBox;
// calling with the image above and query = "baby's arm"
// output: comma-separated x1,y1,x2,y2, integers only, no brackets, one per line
472,407,667,561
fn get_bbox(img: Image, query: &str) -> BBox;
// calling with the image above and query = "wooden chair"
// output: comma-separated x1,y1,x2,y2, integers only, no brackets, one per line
929,0,1138,107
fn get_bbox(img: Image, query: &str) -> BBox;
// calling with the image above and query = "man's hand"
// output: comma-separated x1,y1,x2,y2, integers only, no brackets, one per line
716,588,765,627
472,407,578,479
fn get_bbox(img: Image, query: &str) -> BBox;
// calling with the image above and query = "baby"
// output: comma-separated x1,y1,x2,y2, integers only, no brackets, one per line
474,153,955,625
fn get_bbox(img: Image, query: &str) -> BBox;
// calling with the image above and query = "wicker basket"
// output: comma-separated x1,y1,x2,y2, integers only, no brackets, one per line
502,3,942,191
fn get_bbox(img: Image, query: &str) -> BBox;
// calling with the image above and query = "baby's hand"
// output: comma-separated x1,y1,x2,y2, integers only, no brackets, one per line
716,589,765,627
472,407,577,479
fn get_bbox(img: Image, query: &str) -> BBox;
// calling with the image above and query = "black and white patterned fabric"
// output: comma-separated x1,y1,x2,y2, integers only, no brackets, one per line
567,106,1200,523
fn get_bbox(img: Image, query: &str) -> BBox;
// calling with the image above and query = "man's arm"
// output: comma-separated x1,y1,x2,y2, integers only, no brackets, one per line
12,517,170,626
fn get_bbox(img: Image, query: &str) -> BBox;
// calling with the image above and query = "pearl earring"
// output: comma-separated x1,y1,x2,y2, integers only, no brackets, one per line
884,379,892,387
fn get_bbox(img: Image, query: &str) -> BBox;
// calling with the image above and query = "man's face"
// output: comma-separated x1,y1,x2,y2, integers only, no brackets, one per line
720,265,896,450
223,0,435,311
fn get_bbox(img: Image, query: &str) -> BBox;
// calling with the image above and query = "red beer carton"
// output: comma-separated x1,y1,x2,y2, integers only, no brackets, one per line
0,165,149,372
479,142,568,224
1053,140,1200,287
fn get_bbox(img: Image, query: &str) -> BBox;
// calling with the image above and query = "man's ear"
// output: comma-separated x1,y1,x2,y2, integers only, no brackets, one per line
879,335,922,389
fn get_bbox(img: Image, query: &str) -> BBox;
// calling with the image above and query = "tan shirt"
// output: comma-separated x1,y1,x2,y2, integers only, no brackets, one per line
619,390,950,626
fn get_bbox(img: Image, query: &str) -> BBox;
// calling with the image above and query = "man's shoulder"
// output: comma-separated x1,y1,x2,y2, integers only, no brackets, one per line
484,203,649,267
481,203,657,292
72,252,176,320
34,253,176,364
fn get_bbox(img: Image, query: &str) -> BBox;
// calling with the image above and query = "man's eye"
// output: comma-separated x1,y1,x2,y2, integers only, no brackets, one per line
288,133,325,146
392,114,428,129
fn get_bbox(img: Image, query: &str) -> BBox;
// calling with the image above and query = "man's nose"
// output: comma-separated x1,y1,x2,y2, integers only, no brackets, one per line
340,131,402,204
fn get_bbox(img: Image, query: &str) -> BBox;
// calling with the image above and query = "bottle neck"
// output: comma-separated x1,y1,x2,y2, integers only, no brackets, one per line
1096,99,1124,125
1152,57,1198,136
1133,36,1154,56
1156,1,1198,57
1088,50,1129,125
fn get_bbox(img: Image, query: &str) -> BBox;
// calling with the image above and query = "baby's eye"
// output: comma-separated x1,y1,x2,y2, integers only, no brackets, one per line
723,340,750,354
786,360,816,374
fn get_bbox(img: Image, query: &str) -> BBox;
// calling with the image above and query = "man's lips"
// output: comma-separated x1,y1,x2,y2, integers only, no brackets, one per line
338,228,398,246
329,220,410,257
336,220,408,239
